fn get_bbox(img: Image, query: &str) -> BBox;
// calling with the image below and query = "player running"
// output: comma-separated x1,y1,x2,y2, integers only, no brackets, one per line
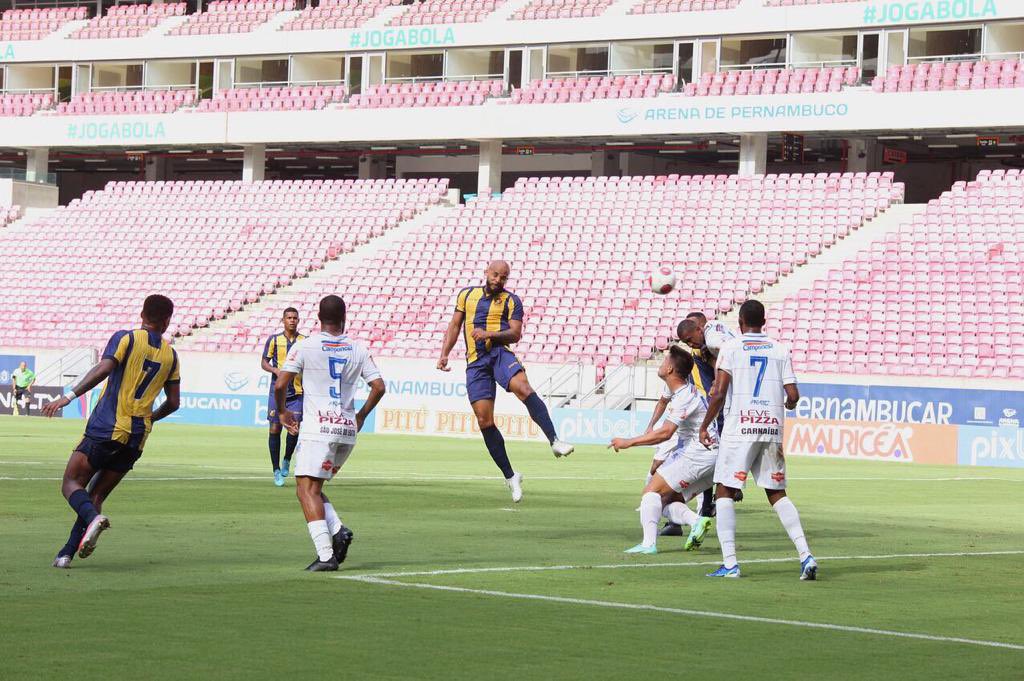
437,260,574,503
611,346,718,554
42,295,181,568
699,300,817,580
275,295,386,572
262,307,306,487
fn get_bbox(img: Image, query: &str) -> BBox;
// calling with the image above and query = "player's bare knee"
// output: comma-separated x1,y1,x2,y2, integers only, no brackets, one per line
475,413,494,430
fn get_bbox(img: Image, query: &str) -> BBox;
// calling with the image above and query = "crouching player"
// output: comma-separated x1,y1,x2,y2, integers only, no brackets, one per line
275,295,386,572
609,346,717,554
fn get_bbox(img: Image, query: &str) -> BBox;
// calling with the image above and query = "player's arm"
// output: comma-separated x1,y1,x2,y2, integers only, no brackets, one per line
151,381,180,422
699,369,731,448
609,420,678,451
275,370,299,435
261,338,278,376
41,358,117,417
357,377,386,431
437,308,465,372
644,396,669,433
784,383,799,411
472,318,522,346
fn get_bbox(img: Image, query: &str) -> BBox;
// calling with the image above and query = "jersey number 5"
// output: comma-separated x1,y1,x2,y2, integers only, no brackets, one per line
134,359,162,399
328,356,349,399
749,355,768,397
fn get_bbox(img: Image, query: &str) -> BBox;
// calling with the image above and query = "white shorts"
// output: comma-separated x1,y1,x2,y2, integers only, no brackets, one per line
293,439,356,481
654,444,716,501
714,439,786,491
652,439,675,462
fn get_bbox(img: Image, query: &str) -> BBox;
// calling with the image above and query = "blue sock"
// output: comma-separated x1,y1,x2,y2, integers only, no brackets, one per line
59,517,88,558
481,425,514,479
284,432,298,462
269,432,281,472
68,489,98,526
523,392,557,444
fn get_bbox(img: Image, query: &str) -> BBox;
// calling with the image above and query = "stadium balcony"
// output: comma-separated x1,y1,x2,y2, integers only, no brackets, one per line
778,170,1024,380
871,59,1024,93
511,0,615,21
51,89,197,115
504,73,675,104
70,3,185,40
0,178,449,349
0,6,87,41
389,0,503,26
0,93,56,117
346,79,504,108
216,172,901,366
190,85,348,112
169,0,296,36
630,0,740,15
686,66,861,95
279,0,399,31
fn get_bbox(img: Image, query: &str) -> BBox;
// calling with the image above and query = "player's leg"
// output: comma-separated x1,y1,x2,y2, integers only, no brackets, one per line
756,445,816,580
74,467,128,560
468,358,522,500
296,475,337,570
505,360,574,458
648,441,683,536
267,390,284,485
706,440,755,577
281,396,302,478
53,469,100,567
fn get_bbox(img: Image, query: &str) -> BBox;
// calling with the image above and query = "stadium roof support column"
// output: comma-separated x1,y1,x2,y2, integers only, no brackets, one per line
846,138,877,174
591,150,619,177
477,139,502,195
738,133,767,177
25,147,49,183
242,144,265,182
358,154,386,179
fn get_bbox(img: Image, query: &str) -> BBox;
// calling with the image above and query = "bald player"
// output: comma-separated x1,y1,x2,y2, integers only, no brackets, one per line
438,261,574,503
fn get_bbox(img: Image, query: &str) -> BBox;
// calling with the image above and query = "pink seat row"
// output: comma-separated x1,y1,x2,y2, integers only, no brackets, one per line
508,74,674,104
512,0,615,20
0,6,87,40
170,0,296,36
0,93,55,117
347,80,503,108
390,0,501,25
688,66,861,96
70,3,184,40
52,90,197,116
631,0,740,15
872,59,1024,93
191,85,347,113
280,0,399,31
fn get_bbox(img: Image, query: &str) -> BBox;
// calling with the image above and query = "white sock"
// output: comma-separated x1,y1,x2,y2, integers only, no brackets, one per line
716,498,737,568
323,503,343,536
667,501,699,527
773,496,811,561
639,492,662,548
307,520,333,562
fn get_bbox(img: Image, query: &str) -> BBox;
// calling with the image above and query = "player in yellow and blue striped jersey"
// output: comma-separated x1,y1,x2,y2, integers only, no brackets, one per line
262,307,306,486
43,295,181,568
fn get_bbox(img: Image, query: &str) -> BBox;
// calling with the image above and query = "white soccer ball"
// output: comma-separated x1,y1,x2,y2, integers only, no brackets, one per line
649,266,676,295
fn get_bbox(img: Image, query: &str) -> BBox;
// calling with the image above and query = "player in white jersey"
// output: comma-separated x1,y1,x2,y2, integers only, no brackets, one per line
609,346,718,554
699,300,817,580
275,295,386,572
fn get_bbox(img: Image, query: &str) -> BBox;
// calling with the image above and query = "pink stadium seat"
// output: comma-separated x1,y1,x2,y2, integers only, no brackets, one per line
347,80,503,109
631,0,739,16
170,0,295,37
191,85,348,112
0,6,87,40
512,0,618,20
870,59,1024,93
0,179,448,348
280,0,398,31
70,3,184,40
52,89,197,116
390,0,500,25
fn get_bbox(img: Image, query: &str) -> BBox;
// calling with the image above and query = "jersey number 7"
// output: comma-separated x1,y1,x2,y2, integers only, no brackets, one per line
134,359,162,399
749,356,768,398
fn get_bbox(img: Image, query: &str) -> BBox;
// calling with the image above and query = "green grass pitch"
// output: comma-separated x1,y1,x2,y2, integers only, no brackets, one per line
1,415,1022,680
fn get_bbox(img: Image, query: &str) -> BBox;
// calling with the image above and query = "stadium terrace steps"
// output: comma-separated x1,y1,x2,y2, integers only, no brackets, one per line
213,172,901,367
721,203,926,323
775,170,1024,380
182,202,461,351
0,179,449,351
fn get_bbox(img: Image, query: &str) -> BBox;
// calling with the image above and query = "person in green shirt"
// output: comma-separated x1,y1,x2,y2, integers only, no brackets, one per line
11,361,35,416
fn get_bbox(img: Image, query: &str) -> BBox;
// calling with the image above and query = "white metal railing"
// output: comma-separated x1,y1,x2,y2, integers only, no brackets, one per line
907,52,983,64
234,78,346,89
720,60,788,72
578,362,637,411
980,50,1024,62
789,58,858,69
89,84,196,92
536,361,584,409
34,347,98,389
545,67,672,79
1,87,58,94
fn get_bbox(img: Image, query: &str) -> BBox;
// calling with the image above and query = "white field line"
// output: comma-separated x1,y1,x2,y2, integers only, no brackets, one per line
335,550,1024,580
342,575,1024,652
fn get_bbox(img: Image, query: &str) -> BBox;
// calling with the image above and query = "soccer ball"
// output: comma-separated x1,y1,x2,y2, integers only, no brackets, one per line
649,266,676,295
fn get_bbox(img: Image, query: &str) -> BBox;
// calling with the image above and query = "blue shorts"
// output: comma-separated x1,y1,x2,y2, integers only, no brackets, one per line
76,435,142,473
268,393,303,426
466,347,524,403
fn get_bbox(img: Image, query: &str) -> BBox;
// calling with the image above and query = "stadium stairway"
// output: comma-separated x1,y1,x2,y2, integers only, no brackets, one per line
175,200,460,349
720,202,928,327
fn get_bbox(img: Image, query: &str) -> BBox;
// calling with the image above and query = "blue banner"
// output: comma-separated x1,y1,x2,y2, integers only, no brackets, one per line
793,383,1024,428
957,426,1024,468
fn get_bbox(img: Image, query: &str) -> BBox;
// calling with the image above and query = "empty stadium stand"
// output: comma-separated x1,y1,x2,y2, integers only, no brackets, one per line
506,74,674,104
1,205,22,229
872,60,1024,93
280,0,398,31
630,0,740,15
169,0,295,36
687,66,861,96
209,172,901,366
511,0,614,20
390,0,502,25
347,79,503,108
71,3,184,40
0,6,87,41
0,93,55,117
52,89,197,115
0,179,448,349
191,85,347,112
777,170,1024,379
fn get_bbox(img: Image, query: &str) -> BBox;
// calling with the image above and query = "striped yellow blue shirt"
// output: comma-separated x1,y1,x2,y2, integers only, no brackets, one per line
456,286,524,365
85,329,180,449
263,332,305,397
